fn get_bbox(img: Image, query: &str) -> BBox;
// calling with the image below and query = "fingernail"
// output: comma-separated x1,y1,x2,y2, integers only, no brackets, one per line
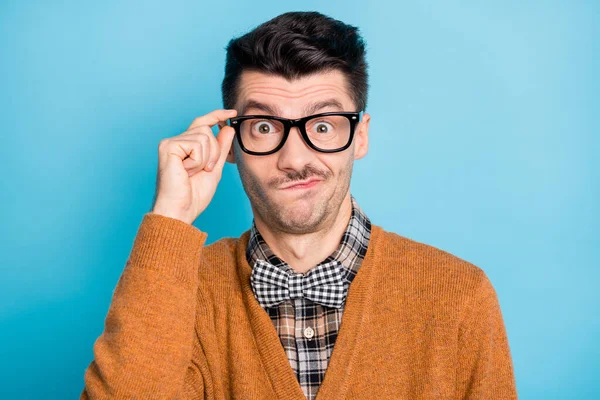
207,162,215,170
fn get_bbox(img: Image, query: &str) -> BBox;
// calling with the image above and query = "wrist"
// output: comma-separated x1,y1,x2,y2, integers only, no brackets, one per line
151,206,194,225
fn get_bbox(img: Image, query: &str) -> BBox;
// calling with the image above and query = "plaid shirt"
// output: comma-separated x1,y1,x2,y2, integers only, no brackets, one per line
246,195,371,400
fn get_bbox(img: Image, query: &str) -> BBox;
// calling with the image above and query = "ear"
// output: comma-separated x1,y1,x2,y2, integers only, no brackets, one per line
226,145,236,164
218,122,237,164
353,112,370,160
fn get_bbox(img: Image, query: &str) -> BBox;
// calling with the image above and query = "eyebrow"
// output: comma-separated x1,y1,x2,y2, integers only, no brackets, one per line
241,98,345,116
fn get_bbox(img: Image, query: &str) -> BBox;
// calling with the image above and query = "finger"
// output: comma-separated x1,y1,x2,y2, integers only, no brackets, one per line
158,138,197,168
186,164,204,177
199,134,211,171
175,131,219,172
180,124,213,137
204,130,221,171
183,131,217,171
213,125,237,171
187,109,237,131
179,140,204,170
179,131,223,173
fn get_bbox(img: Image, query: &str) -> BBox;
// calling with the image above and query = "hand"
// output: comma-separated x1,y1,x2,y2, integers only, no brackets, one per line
150,109,238,224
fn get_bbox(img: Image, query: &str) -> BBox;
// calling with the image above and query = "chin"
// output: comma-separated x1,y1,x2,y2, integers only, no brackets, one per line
277,196,327,230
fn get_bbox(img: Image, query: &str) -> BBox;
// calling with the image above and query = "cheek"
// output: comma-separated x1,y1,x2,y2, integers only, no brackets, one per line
242,157,276,185
321,154,352,178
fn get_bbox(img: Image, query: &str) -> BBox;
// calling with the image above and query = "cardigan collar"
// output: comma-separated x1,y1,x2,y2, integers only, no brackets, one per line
234,221,383,400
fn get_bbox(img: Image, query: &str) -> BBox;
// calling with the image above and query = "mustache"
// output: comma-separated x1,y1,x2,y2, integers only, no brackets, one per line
269,165,331,187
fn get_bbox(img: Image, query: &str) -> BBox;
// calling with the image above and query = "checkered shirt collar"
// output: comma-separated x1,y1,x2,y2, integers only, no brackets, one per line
246,195,371,285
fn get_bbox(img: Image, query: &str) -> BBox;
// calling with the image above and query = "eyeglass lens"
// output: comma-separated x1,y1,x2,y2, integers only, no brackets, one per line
238,115,351,153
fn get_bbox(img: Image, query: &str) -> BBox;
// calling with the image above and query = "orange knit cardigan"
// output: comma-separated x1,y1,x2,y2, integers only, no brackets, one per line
81,213,517,399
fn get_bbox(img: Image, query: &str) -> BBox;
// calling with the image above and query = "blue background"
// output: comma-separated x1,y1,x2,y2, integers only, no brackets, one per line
1,1,598,398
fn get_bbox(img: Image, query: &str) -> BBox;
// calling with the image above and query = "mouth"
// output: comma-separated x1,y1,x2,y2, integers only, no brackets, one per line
280,178,323,190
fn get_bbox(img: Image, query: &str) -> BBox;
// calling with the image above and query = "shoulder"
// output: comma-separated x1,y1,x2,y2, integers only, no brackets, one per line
203,236,239,261
197,236,241,285
371,224,490,296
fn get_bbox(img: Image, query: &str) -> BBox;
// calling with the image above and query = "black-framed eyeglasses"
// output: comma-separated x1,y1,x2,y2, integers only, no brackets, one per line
227,111,363,156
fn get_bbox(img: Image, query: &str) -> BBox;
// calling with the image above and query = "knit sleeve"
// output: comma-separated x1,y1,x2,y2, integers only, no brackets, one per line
80,213,208,400
455,270,518,399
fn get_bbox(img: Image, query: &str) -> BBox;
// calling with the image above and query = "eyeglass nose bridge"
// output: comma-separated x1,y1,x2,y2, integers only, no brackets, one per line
280,117,311,146
275,120,315,155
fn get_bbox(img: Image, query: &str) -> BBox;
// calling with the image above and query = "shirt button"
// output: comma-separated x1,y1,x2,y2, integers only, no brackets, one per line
303,327,314,339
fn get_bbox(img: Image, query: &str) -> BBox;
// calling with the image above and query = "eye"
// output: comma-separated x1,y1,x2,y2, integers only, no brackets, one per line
314,122,333,134
253,121,277,134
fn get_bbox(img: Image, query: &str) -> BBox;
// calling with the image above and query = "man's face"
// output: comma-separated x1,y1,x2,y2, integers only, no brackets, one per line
224,69,370,235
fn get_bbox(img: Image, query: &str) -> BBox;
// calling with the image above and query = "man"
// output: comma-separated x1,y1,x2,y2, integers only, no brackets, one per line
81,11,517,400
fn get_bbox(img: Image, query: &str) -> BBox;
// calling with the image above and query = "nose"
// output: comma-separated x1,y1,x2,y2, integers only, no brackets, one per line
276,126,317,172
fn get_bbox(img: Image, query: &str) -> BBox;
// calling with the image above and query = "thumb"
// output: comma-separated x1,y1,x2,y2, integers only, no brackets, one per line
213,125,237,171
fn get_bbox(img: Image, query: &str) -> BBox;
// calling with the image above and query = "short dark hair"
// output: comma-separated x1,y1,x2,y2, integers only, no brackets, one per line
221,11,369,112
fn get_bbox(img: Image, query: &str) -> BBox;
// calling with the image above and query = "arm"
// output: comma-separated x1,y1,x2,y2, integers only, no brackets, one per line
81,213,207,399
456,270,518,399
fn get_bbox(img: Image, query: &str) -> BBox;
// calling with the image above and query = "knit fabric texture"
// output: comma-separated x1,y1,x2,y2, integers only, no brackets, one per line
81,211,518,399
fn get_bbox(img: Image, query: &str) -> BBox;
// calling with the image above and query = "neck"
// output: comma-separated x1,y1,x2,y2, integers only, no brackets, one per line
253,192,353,274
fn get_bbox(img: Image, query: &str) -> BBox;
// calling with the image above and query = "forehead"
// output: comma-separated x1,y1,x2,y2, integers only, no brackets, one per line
235,69,354,117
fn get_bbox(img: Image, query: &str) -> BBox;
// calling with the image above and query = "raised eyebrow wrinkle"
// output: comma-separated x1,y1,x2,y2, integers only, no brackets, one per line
304,99,344,115
242,100,279,115
242,99,344,116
